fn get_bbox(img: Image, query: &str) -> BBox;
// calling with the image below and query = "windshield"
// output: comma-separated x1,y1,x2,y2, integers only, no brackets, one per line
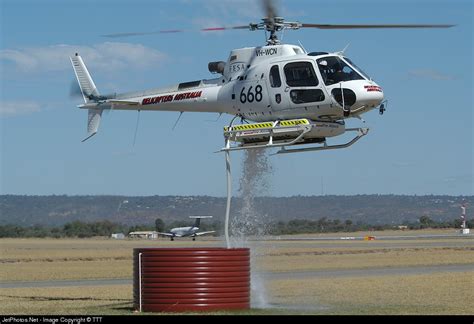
343,57,370,80
317,56,366,86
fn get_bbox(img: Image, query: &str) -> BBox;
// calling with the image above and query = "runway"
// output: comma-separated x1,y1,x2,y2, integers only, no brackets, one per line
262,233,474,241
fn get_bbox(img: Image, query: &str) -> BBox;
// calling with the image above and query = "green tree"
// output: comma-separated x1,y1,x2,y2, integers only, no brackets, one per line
419,215,434,228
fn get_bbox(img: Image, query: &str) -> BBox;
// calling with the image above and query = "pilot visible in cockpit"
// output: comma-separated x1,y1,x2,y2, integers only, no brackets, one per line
318,59,345,85
332,65,346,83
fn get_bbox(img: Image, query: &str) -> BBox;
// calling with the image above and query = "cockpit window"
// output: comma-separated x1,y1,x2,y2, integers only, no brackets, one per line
344,57,370,80
317,56,365,86
284,62,319,87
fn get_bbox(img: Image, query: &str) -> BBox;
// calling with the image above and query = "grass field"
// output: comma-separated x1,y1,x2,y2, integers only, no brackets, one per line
1,229,473,315
271,271,473,315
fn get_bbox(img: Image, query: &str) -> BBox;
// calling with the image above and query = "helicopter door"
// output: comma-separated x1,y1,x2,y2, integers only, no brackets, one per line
267,64,290,111
282,61,328,109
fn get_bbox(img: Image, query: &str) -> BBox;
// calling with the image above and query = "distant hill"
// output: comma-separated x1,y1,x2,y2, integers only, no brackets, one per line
0,195,471,227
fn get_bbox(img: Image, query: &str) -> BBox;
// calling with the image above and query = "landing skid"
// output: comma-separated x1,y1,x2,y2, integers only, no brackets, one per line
276,128,369,154
220,118,369,154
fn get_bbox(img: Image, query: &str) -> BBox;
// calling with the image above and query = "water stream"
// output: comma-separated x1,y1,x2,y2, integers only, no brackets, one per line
230,149,273,308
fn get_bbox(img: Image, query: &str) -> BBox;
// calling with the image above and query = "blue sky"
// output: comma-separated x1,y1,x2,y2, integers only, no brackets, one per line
0,0,472,197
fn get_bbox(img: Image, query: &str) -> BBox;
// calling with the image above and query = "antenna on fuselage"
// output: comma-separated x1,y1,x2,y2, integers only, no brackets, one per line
336,43,351,56
172,112,184,130
132,110,141,147
298,40,308,54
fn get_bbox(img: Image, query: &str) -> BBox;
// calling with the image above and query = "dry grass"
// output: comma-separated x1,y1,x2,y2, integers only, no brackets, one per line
1,260,131,282
255,245,474,272
0,237,204,261
0,285,132,315
269,271,474,315
0,238,217,281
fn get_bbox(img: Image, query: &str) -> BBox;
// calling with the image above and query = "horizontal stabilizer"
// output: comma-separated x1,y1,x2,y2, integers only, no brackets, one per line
189,216,213,219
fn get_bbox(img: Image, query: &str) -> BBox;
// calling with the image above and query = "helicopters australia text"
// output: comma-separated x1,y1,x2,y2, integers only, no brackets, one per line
142,90,203,105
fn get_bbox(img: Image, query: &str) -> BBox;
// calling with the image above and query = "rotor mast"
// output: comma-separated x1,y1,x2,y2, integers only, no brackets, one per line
250,17,302,45
250,0,301,45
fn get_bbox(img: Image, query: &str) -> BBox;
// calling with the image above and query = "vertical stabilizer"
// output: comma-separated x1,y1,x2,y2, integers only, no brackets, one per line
70,53,103,142
70,53,100,103
82,109,103,142
189,216,213,228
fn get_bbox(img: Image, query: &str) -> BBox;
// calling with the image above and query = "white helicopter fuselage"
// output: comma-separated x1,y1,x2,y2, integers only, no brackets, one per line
78,44,383,123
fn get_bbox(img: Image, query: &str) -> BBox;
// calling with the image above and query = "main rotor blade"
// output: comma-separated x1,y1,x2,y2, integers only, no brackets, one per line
102,26,249,38
301,23,455,29
201,26,249,31
262,0,278,20
102,30,183,38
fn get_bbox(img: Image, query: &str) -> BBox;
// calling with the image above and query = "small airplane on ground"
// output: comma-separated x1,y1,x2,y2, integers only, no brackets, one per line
158,216,215,241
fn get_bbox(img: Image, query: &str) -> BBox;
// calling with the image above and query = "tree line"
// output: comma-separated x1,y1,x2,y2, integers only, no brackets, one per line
270,216,471,235
2,195,472,227
0,216,470,238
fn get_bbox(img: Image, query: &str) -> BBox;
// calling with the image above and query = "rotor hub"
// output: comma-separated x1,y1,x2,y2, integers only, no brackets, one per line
249,17,302,45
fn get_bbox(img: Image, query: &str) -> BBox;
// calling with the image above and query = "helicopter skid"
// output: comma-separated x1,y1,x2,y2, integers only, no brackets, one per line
275,128,369,154
221,118,368,154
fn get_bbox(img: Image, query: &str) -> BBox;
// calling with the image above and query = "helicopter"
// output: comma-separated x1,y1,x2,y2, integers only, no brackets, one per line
70,0,453,154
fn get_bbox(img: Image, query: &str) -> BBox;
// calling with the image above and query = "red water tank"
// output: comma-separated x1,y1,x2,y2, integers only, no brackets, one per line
133,247,250,312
